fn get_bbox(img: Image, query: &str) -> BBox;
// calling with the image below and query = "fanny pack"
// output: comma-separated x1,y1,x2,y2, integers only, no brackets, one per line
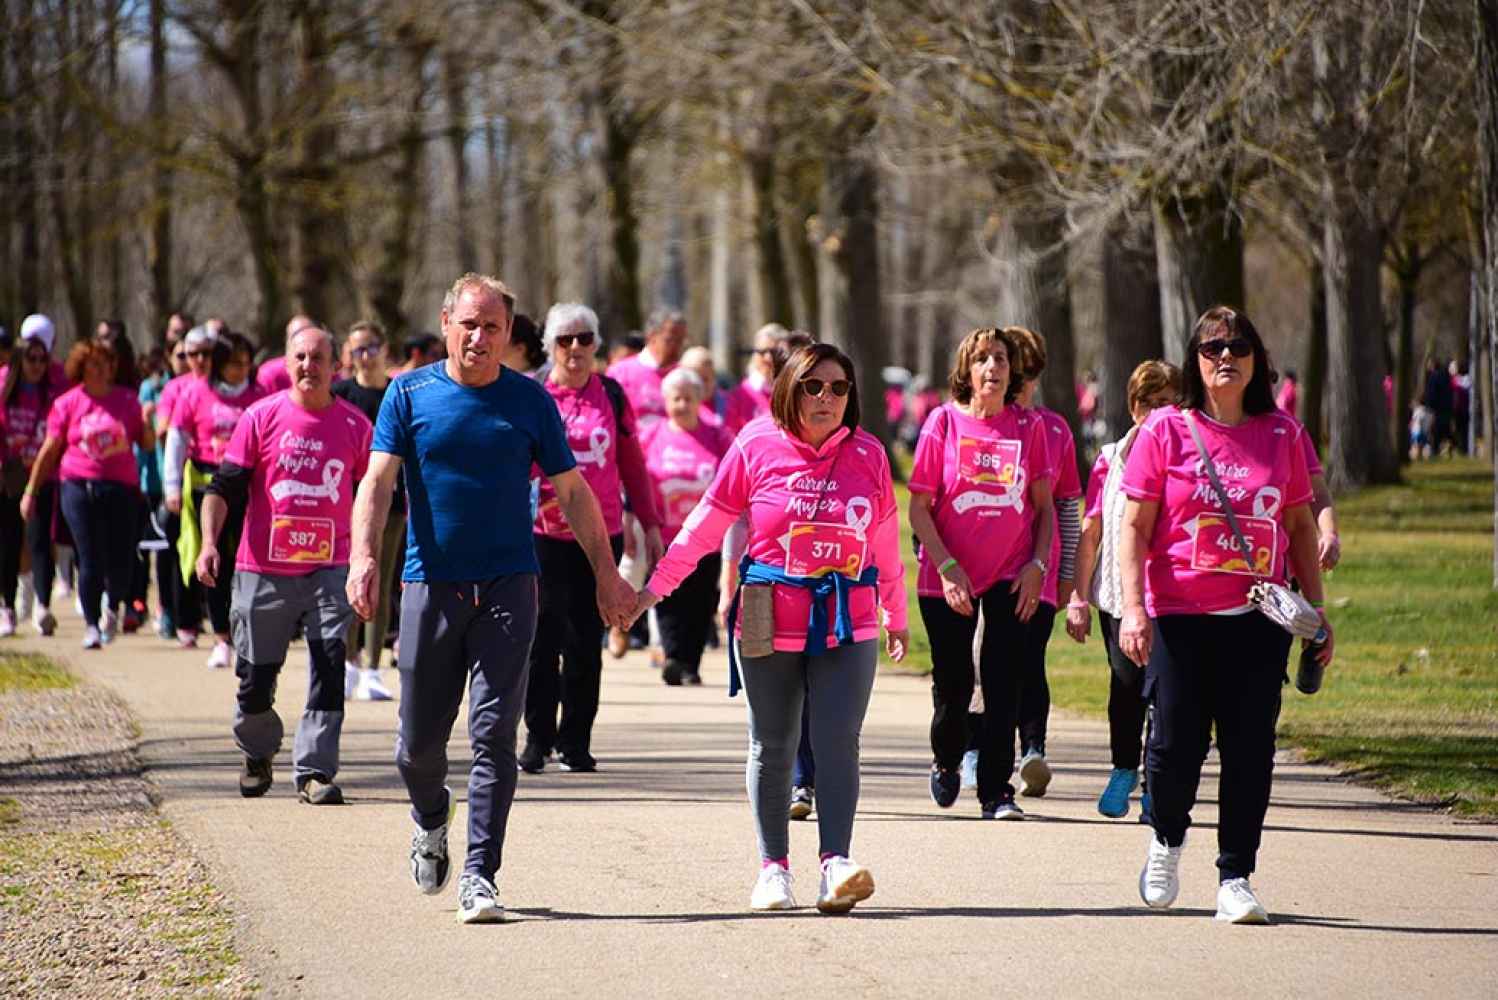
1182,410,1322,640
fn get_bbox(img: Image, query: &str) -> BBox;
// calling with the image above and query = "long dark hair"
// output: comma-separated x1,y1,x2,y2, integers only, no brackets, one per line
770,343,861,435
1180,306,1276,416
209,331,257,386
1,339,51,410
96,319,139,389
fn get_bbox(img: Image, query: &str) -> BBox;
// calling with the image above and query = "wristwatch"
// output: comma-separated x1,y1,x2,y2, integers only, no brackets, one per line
1029,557,1048,576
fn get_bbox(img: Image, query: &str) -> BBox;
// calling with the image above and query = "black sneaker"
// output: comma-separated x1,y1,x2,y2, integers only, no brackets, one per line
661,659,685,686
239,756,273,798
929,764,960,808
982,792,1025,821
558,750,597,773
683,669,702,686
518,742,547,774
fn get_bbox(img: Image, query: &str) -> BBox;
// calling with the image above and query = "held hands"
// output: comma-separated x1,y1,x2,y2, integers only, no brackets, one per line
346,556,380,622
885,627,910,663
1119,603,1152,668
195,545,221,588
1010,562,1044,623
1064,602,1091,643
620,587,659,632
939,560,975,617
595,566,641,631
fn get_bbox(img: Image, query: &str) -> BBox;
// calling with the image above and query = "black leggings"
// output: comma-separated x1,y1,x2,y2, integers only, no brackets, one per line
655,552,721,670
59,479,139,628
1016,602,1056,754
0,493,22,608
26,481,57,608
1099,610,1148,772
921,586,1029,803
188,484,245,635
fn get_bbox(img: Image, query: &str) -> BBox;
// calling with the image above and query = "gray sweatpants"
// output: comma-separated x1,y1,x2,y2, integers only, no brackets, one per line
394,575,538,880
741,639,879,862
231,567,353,786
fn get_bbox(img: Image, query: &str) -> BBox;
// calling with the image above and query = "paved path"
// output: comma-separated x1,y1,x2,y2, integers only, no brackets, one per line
27,609,1498,999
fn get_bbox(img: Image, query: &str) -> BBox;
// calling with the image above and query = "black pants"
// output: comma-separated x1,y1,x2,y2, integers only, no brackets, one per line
59,479,139,628
524,533,623,757
1099,611,1148,772
1016,602,1056,754
0,493,23,608
921,586,1029,802
1145,612,1291,881
189,484,244,635
26,481,56,607
655,552,721,670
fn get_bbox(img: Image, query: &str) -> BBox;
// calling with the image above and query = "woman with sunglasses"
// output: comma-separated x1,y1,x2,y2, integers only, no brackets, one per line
640,366,733,686
631,343,909,914
723,324,788,436
1067,360,1182,821
21,340,153,648
1120,306,1333,924
908,327,1054,821
0,317,67,636
520,303,661,774
166,331,267,668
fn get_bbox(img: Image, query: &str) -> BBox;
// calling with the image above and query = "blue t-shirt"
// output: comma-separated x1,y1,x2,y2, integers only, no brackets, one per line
137,374,168,498
373,363,575,582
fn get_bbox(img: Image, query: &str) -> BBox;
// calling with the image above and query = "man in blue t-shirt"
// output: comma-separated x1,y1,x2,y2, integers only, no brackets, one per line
349,273,633,924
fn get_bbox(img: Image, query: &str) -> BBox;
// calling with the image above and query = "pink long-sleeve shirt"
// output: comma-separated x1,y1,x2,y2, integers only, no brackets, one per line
646,416,907,652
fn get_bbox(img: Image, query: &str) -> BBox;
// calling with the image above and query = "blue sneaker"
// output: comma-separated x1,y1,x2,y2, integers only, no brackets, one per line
1097,768,1139,818
1138,791,1153,825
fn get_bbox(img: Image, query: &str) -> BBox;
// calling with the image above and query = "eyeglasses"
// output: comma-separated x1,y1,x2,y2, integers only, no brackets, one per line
350,345,383,358
555,331,596,349
1197,338,1252,359
800,377,851,399
171,352,187,361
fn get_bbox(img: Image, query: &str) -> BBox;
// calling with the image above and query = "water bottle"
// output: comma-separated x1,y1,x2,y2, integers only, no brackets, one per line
1296,626,1327,695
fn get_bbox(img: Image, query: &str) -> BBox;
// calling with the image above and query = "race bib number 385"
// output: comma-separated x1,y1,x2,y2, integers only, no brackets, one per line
782,522,867,579
268,515,334,565
1191,513,1275,576
957,436,1021,488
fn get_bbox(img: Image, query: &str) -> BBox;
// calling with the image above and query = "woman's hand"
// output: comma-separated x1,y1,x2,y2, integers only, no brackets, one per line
165,492,182,515
940,561,975,617
1011,562,1044,623
18,491,34,522
1318,532,1341,572
624,588,659,630
885,627,910,663
1065,602,1091,643
1307,610,1334,667
1119,603,1152,668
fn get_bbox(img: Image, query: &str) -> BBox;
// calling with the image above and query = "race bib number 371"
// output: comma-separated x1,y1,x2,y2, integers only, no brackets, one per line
782,522,867,579
268,516,334,565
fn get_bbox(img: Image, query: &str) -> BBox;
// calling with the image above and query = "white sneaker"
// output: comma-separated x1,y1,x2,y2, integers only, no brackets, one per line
750,862,796,911
959,749,978,789
82,625,102,650
33,606,56,637
73,594,84,616
100,609,117,645
1215,877,1270,924
816,855,874,914
1139,834,1184,909
1018,749,1051,797
206,640,233,670
16,578,33,621
344,663,360,700
456,873,504,924
353,667,394,702
0,608,15,638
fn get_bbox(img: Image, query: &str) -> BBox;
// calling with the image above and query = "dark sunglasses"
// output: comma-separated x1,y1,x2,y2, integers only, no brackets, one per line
186,349,210,358
1197,338,1252,359
555,331,596,349
800,377,851,399
350,344,384,358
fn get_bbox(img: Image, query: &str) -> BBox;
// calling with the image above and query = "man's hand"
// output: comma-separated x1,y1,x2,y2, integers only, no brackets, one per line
346,556,381,622
595,566,638,630
195,544,221,588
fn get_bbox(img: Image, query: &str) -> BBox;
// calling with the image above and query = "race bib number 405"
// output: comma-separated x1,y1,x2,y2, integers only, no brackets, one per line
782,522,867,578
957,436,1021,488
1191,513,1275,576
268,515,334,565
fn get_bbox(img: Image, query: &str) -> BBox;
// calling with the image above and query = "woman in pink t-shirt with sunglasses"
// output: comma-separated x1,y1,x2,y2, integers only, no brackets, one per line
631,343,908,916
1120,306,1333,925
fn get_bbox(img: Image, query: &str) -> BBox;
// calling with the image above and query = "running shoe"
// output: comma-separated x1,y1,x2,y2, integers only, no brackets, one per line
661,658,685,686
789,786,814,821
558,750,597,773
344,662,359,700
1018,748,1051,797
1215,877,1270,924
176,628,198,648
82,625,103,650
816,856,874,914
155,615,173,639
410,786,455,895
34,606,56,637
518,742,547,775
683,668,703,686
981,792,1024,821
1139,833,1184,909
16,578,33,621
352,667,394,702
456,873,504,924
206,640,232,670
0,608,15,638
100,609,117,645
959,749,978,790
1098,767,1139,818
239,756,273,798
123,601,145,634
750,862,796,911
297,776,344,805
929,764,960,808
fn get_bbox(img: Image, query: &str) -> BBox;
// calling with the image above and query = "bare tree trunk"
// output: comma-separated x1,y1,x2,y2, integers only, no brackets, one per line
443,47,475,274
785,167,820,332
289,1,346,339
1392,243,1423,460
484,112,506,282
1477,0,1498,586
13,0,40,316
826,131,890,448
104,0,122,318
48,1,95,337
1153,189,1245,365
600,101,643,333
146,0,173,340
367,27,432,339
746,147,794,327
1100,216,1163,441
1302,255,1329,450
0,0,15,326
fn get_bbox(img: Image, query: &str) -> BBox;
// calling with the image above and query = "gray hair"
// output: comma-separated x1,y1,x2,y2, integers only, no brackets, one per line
646,307,685,333
542,302,600,352
442,272,515,316
287,325,336,357
661,367,704,400
183,324,218,349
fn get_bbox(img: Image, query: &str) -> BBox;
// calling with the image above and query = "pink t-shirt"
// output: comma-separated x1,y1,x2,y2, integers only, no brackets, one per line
908,403,1053,599
1121,406,1314,617
156,374,197,432
641,418,733,544
647,417,908,651
1296,420,1323,479
605,352,674,431
724,374,772,436
1035,406,1081,607
0,361,68,395
223,393,372,576
256,357,292,394
1084,448,1109,520
533,375,638,539
171,379,269,466
2,382,54,467
47,385,143,485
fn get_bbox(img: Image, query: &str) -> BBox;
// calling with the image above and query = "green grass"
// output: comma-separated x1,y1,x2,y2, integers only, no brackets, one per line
0,798,19,827
887,457,1498,819
0,650,74,693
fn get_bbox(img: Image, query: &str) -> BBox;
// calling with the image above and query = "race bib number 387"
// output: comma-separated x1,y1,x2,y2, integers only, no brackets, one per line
1191,513,1275,576
957,436,1021,488
268,515,334,565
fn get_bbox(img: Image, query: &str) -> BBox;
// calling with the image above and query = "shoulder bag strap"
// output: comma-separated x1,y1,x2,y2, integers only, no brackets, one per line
1181,409,1262,580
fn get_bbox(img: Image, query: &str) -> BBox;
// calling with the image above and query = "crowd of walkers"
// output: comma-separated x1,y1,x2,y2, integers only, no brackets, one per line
0,278,1338,928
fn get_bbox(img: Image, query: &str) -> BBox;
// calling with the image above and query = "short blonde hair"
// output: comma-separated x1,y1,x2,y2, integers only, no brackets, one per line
442,273,515,316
